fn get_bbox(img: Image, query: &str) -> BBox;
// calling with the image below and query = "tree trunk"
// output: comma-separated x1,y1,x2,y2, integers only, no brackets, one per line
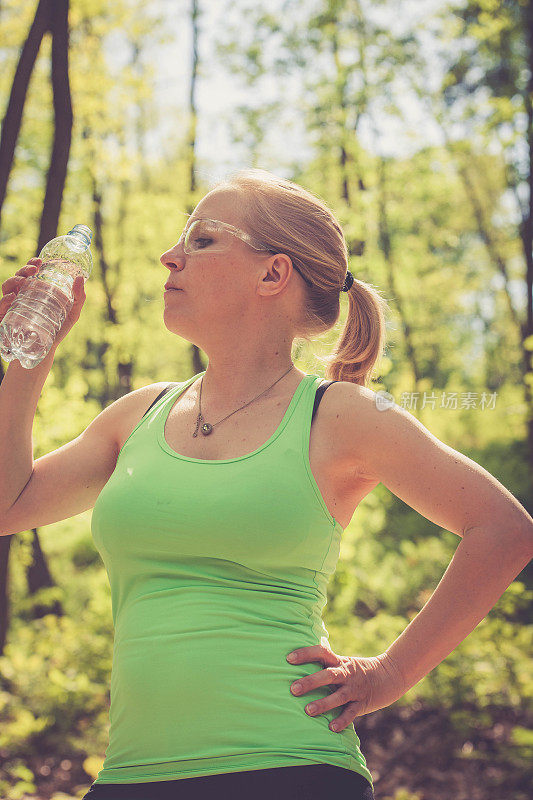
27,530,63,618
0,536,12,652
376,158,422,390
457,160,520,328
0,0,50,229
188,0,200,196
188,0,203,374
0,0,73,652
38,0,73,250
25,0,72,622
521,52,533,491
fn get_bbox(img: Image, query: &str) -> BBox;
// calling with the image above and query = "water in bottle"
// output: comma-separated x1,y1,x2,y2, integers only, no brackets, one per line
0,224,92,369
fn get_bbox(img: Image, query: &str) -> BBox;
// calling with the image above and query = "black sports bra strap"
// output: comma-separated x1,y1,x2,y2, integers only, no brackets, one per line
142,383,180,419
312,380,337,422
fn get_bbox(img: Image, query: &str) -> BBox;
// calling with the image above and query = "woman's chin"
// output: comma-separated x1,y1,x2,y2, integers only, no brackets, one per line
162,317,197,343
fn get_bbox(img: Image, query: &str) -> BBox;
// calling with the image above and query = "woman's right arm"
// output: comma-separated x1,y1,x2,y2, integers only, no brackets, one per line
0,255,120,535
0,258,131,537
0,356,170,537
0,346,122,536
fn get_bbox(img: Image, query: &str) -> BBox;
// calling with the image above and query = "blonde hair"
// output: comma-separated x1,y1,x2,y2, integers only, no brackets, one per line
212,168,391,387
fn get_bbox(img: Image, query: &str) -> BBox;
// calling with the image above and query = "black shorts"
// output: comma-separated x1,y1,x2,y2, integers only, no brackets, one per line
82,763,374,799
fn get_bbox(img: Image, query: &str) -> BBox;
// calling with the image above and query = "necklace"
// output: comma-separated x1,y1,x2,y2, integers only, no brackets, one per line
192,364,296,437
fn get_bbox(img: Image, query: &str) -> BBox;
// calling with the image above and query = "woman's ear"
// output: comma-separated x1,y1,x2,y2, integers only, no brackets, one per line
260,253,294,291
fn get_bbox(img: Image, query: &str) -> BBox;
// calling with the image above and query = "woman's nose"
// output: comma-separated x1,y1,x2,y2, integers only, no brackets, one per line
160,248,184,269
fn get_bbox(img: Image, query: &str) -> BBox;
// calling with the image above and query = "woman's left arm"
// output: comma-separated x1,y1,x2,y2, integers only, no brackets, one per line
337,385,533,694
384,522,532,693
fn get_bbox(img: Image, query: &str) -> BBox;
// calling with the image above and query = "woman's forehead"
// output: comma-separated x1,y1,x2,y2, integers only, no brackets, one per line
189,189,244,228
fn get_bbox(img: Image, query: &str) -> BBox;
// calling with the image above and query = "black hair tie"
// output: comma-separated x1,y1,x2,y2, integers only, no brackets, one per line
342,270,354,292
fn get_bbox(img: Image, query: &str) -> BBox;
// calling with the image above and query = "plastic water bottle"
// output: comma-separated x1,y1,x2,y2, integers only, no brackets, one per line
0,224,92,369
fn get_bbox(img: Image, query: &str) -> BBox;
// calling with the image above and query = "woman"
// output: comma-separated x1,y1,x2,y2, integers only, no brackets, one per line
1,169,531,800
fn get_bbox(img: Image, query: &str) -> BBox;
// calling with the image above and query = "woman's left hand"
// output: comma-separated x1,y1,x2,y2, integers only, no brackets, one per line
286,644,407,733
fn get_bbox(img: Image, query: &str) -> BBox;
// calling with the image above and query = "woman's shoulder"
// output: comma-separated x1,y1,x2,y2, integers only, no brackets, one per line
314,380,387,477
112,381,184,452
317,378,378,417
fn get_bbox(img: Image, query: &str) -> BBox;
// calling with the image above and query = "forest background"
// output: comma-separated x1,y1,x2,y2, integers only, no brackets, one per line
0,0,532,798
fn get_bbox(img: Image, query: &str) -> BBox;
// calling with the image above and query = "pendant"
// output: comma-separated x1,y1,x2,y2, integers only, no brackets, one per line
192,413,203,438
201,422,213,436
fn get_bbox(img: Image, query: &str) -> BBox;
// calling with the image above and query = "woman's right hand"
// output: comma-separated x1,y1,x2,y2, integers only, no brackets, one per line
0,257,86,348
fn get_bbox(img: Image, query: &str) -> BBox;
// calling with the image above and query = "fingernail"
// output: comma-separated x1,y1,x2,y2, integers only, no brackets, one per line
292,682,302,694
287,653,296,662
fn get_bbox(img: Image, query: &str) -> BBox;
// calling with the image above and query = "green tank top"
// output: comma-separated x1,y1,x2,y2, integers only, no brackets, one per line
90,370,373,789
